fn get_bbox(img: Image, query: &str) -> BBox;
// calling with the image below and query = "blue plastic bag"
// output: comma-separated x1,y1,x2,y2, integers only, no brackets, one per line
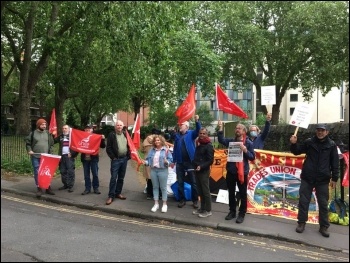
171,181,192,201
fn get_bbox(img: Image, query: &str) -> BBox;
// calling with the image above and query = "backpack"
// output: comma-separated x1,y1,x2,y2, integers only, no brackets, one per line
328,189,349,226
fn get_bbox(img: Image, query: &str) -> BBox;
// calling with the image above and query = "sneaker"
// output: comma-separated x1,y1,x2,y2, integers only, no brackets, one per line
193,209,204,215
68,188,74,193
93,188,101,194
296,223,306,233
161,205,168,213
59,185,68,190
146,195,153,200
81,190,91,195
178,200,186,208
45,187,55,195
36,187,42,197
143,184,147,194
151,204,159,212
225,211,236,220
236,214,245,224
193,201,199,209
319,226,330,237
198,211,212,218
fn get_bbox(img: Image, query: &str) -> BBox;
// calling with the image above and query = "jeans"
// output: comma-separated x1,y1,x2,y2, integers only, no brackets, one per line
176,162,198,202
82,159,99,191
150,168,168,201
31,156,40,187
297,179,329,227
108,157,128,198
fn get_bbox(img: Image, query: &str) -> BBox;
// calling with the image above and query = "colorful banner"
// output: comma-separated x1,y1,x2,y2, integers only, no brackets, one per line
49,108,58,138
132,114,141,149
69,128,102,155
38,154,61,189
210,149,322,223
125,130,143,171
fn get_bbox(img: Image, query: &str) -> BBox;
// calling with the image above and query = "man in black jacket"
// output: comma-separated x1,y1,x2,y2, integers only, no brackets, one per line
290,123,339,238
105,120,131,205
55,124,79,192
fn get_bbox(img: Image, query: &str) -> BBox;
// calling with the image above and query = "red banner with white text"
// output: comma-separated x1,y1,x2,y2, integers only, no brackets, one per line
38,154,61,189
69,128,102,155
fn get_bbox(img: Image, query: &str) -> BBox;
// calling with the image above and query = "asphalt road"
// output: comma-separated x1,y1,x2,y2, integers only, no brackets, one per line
1,192,349,262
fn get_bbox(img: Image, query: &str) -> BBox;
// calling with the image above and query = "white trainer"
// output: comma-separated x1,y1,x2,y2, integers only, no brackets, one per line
161,205,168,213
151,204,159,212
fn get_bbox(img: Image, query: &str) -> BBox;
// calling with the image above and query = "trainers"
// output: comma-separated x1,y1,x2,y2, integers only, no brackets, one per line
319,226,330,237
146,195,153,200
192,209,204,215
81,190,91,195
193,201,199,209
36,187,42,197
236,214,245,224
93,188,101,194
68,188,74,193
45,187,55,195
161,205,168,213
198,211,212,218
225,211,236,220
178,200,186,208
296,223,306,233
59,185,68,190
151,204,159,212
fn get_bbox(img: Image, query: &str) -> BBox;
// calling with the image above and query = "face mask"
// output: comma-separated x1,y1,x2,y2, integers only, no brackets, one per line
250,131,258,137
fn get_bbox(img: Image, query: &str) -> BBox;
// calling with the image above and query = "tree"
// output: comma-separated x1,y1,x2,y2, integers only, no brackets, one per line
203,2,349,124
196,104,214,129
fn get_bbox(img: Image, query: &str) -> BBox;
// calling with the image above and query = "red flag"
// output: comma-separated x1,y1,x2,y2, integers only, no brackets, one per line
216,84,248,119
125,130,143,171
342,151,349,187
49,108,58,138
38,154,61,189
132,114,141,149
69,128,102,155
175,84,196,124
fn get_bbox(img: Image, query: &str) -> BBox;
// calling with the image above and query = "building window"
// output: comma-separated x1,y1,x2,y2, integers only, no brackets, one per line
223,112,228,121
290,107,295,116
290,94,298,102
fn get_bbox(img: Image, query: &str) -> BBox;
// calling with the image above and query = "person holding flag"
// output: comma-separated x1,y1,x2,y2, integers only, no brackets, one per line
172,114,201,209
105,120,131,205
217,121,255,224
25,118,55,197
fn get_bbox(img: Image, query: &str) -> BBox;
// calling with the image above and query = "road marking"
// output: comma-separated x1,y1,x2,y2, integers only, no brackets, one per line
2,195,348,261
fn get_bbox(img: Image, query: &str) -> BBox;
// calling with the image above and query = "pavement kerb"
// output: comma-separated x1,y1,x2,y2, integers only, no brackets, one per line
2,186,347,253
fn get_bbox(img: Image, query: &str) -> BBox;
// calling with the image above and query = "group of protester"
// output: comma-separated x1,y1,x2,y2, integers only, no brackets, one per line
25,112,339,238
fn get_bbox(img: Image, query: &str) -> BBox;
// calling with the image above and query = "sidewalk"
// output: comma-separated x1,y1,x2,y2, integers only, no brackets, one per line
1,150,349,253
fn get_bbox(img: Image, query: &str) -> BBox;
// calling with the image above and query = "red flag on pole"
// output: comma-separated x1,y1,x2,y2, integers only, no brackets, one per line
132,114,141,149
216,83,248,119
175,84,196,124
125,130,143,171
49,108,58,138
38,154,61,189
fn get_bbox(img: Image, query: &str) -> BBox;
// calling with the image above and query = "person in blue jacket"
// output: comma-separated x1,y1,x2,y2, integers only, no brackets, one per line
248,113,272,150
172,115,201,209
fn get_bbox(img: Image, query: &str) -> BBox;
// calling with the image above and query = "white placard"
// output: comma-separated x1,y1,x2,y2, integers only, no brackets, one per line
227,142,243,162
289,103,314,129
216,189,229,204
261,85,276,105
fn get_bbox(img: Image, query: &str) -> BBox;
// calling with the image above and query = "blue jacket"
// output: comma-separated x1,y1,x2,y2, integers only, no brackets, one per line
172,121,201,163
248,120,271,150
145,146,173,169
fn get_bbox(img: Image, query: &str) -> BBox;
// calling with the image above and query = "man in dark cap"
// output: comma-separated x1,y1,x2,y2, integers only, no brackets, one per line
25,118,55,197
290,123,339,238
